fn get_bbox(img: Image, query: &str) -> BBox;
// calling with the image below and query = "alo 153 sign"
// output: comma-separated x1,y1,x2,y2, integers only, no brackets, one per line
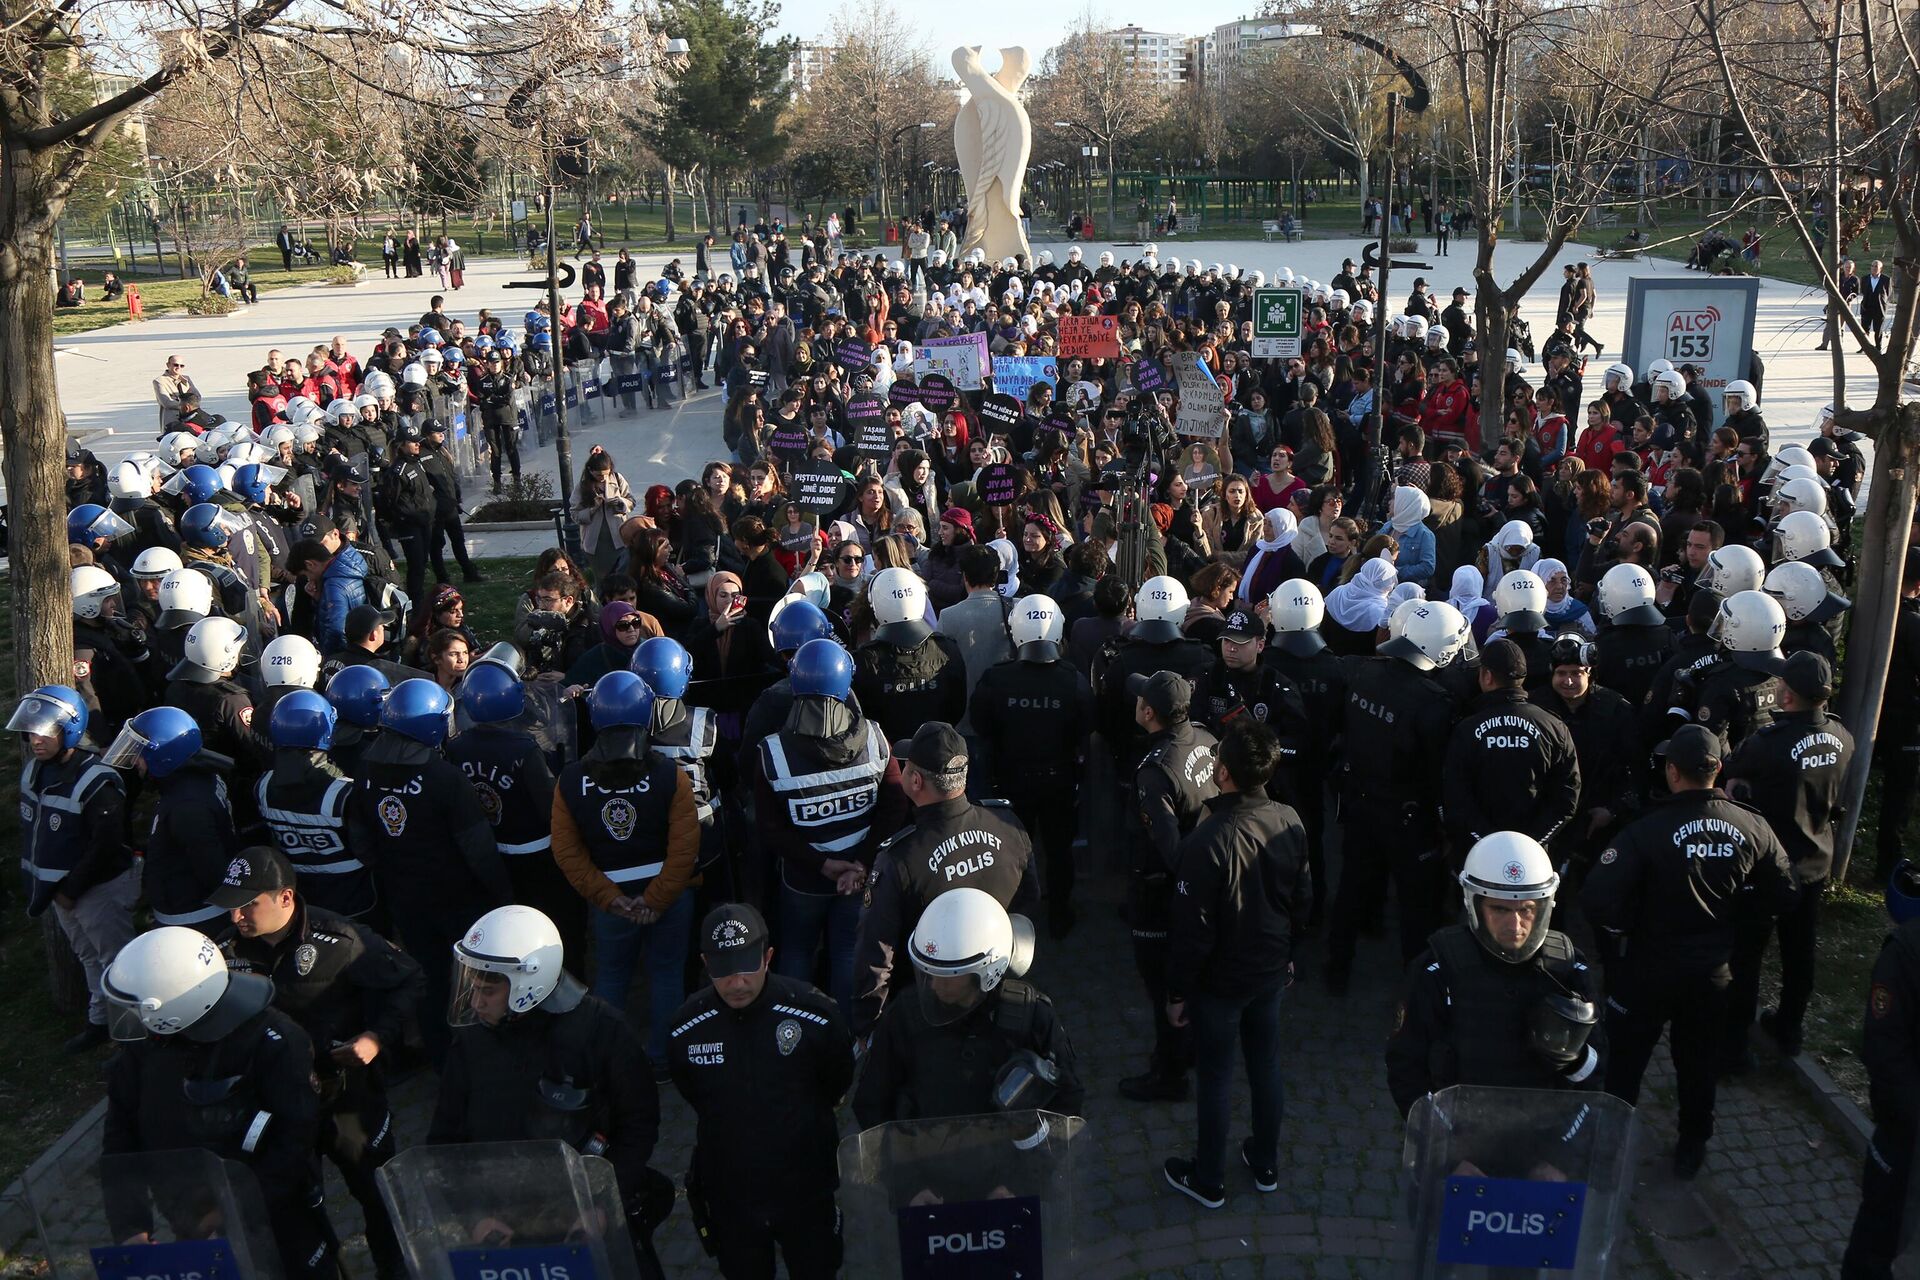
1620,277,1759,428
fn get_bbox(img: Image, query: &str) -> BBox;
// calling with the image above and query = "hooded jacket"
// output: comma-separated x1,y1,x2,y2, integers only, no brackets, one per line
1388,486,1436,587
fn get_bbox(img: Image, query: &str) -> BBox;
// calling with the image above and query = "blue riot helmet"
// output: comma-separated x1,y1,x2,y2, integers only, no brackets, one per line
8,686,88,750
790,638,853,701
461,643,528,724
101,706,201,779
269,690,337,751
231,463,279,505
768,597,835,655
326,665,391,728
629,637,692,699
588,670,656,731
180,464,223,505
66,503,133,546
381,678,453,747
180,503,238,550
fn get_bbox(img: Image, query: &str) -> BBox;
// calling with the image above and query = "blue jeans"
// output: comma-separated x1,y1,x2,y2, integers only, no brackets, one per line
1191,981,1287,1188
590,893,694,1065
777,884,861,1022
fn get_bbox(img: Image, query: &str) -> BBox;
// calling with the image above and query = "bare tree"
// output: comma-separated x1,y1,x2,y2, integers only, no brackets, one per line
1028,24,1170,237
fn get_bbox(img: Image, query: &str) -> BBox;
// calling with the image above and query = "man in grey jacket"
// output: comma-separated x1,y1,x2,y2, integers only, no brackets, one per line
935,545,1014,773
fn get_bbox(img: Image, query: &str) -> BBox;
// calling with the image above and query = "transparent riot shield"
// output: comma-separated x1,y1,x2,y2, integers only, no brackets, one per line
24,1147,285,1279
1402,1086,1639,1278
376,1140,641,1280
837,1110,1086,1279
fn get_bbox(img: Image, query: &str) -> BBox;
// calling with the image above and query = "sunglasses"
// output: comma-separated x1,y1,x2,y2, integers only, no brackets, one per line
614,618,646,632
838,554,864,564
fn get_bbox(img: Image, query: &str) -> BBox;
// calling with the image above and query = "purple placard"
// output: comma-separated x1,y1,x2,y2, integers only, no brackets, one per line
766,422,810,463
888,377,922,406
844,395,889,459
836,338,873,371
1131,357,1168,395
979,462,1022,506
916,374,959,412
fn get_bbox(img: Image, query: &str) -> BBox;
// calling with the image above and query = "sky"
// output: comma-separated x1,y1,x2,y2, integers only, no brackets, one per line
769,1,1270,68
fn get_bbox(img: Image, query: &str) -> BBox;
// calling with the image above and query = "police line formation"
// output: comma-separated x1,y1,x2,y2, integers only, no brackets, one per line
27,234,1918,1278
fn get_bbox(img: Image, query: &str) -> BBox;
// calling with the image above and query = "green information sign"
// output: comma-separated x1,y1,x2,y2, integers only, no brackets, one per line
1252,288,1302,357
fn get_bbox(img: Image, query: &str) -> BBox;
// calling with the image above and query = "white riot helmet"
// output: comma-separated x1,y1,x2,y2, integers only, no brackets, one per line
400,363,427,388
1249,271,1266,288
1761,443,1813,488
1133,575,1191,643
260,634,321,689
327,397,357,421
1329,288,1350,311
1098,251,1114,268
1379,600,1469,671
908,887,1033,1027
1775,509,1846,569
1351,298,1374,325
161,431,200,463
1066,245,1082,261
132,546,184,582
1815,402,1835,431
109,460,151,500
1281,267,1296,283
1458,832,1562,964
1405,315,1429,342
450,905,569,1026
102,925,272,1041
1427,326,1447,350
1774,475,1829,518
930,249,947,267
1164,256,1182,275
1268,579,1327,657
263,424,296,451
1036,249,1052,266
293,422,324,448
1652,370,1685,403
1764,561,1851,626
1603,362,1633,393
1723,379,1757,414
1647,357,1674,379
173,616,247,683
1711,589,1788,669
1506,347,1523,373
1386,597,1425,641
155,567,214,629
1696,543,1766,597
1595,563,1664,626
71,565,120,620
1143,242,1159,257
869,567,931,646
1493,570,1549,633
1009,594,1064,662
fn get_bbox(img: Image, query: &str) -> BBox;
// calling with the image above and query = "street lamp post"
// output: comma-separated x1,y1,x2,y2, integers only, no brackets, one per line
1054,120,1115,240
884,121,936,226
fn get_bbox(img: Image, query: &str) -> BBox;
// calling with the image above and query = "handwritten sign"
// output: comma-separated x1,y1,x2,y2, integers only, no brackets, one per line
917,333,987,390
992,356,1058,405
1058,313,1121,358
1171,352,1225,439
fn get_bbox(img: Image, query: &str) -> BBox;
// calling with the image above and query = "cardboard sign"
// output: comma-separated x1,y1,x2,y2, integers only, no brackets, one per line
1171,352,1225,439
897,1196,1043,1279
836,337,873,371
1435,1176,1587,1270
992,356,1058,405
888,377,922,406
916,333,988,390
766,422,810,464
790,459,849,515
1043,407,1079,439
844,395,889,460
747,368,770,389
916,374,960,412
1058,313,1121,358
978,393,1023,436
978,462,1023,506
1130,358,1168,395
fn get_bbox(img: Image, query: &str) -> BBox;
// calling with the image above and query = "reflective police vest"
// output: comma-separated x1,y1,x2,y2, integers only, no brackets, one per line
447,726,555,857
256,773,357,876
19,752,123,915
558,756,679,889
757,722,890,859
650,704,717,826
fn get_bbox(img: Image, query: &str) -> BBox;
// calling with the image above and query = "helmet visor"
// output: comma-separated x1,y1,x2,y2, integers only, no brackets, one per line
9,694,77,741
83,509,136,542
915,969,989,1028
448,956,515,1028
100,980,157,1041
1466,892,1556,963
100,722,154,771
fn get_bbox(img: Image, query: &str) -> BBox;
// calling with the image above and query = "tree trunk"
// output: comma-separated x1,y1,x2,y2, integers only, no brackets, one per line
663,165,677,243
1832,402,1920,882
1355,155,1369,229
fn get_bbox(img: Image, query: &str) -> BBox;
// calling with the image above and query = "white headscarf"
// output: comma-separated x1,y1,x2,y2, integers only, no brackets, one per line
1325,556,1399,631
1387,582,1425,613
1241,508,1298,591
1389,485,1431,534
1447,565,1491,617
988,537,1019,598
1485,518,1542,574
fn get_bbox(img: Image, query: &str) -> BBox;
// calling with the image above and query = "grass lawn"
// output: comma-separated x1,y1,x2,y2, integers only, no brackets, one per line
51,249,340,337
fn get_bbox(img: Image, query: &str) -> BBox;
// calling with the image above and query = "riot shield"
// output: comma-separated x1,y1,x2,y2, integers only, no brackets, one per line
376,1140,641,1280
452,676,578,761
24,1147,285,1279
1402,1085,1638,1278
837,1110,1086,1278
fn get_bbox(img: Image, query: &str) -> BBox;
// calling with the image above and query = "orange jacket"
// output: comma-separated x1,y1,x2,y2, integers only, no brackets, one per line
550,767,700,914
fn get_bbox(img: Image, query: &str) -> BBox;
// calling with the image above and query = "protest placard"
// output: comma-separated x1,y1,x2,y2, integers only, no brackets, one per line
1171,353,1225,439
915,333,988,389
844,396,889,460
992,356,1058,404
978,393,1023,436
790,459,848,514
1057,313,1121,358
979,463,1023,506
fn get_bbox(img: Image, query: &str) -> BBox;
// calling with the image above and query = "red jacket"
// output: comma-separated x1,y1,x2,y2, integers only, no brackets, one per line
1572,423,1626,473
326,354,362,397
1420,378,1472,446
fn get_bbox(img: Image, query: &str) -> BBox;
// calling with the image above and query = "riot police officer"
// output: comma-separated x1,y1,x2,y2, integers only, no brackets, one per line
632,637,732,902
753,639,909,1021
669,904,854,1279
736,596,841,781
260,690,374,920
1387,833,1604,1114
179,501,266,646
1261,580,1346,925
324,664,387,778
347,677,511,1065
969,595,1095,938
1442,639,1580,850
1191,607,1310,807
1590,563,1675,707
152,565,214,675
1670,589,1787,754
1093,575,1214,773
1326,602,1470,993
101,926,342,1278
1582,725,1798,1178
1531,636,1643,877
430,906,671,1279
854,888,1083,1125
213,848,422,1280
103,706,234,934
70,564,154,740
1121,670,1220,1102
10,685,137,1053
163,615,270,788
1644,591,1722,747
255,634,323,753
850,721,1037,1038
1721,651,1854,1068
851,567,967,743
550,671,701,1071
1488,570,1556,691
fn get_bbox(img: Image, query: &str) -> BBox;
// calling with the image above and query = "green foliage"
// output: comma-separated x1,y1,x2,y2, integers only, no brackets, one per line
649,0,794,176
470,473,559,522
407,126,497,220
183,292,237,316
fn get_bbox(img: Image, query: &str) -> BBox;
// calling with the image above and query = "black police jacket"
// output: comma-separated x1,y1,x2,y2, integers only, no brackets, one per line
1263,646,1348,776
346,733,512,916
144,758,238,928
73,619,154,741
221,902,422,1081
1386,924,1602,1117
853,977,1084,1127
1193,660,1311,804
1531,685,1643,828
1166,793,1312,1000
1591,621,1674,708
1722,708,1853,884
850,795,1036,1036
968,656,1094,792
430,987,659,1209
1341,656,1458,816
1884,599,1920,747
1673,656,1782,754
381,455,435,530
667,974,854,1204
1581,789,1797,981
104,1009,322,1223
165,677,271,776
1134,722,1221,873
1863,919,1920,1132
1093,635,1214,769
1442,688,1581,847
1643,631,1718,746
851,632,968,745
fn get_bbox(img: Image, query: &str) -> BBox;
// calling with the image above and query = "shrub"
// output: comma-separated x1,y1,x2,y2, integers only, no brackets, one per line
184,293,236,316
1389,237,1420,254
469,473,559,522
